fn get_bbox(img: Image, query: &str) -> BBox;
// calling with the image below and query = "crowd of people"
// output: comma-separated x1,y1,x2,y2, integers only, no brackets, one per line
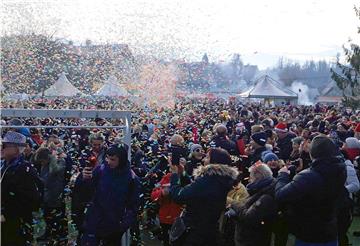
1,97,360,246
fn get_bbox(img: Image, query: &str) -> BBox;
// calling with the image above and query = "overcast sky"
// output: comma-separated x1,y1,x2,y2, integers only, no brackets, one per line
2,0,359,69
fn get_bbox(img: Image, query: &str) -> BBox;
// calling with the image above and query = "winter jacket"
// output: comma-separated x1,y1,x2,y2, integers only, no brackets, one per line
233,177,277,246
211,136,238,155
40,156,66,208
77,163,141,237
277,133,296,161
151,173,184,225
170,164,238,245
275,157,346,243
344,159,360,198
1,156,42,219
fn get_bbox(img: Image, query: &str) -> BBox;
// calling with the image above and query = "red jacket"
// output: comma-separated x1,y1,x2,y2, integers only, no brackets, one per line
151,173,183,225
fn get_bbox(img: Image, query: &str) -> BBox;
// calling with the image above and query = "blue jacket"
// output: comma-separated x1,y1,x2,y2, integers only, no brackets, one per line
77,163,141,237
275,157,346,243
170,164,238,244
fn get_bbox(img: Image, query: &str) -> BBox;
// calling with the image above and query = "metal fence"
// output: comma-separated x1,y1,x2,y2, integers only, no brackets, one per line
0,108,132,245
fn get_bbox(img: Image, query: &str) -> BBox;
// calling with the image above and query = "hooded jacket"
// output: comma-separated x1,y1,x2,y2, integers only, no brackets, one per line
77,163,141,237
275,157,346,243
170,164,238,245
233,177,277,246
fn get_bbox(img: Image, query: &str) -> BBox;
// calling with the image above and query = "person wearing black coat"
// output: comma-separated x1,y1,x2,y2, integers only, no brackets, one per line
169,148,238,246
1,132,42,246
186,144,204,177
210,124,238,155
248,131,269,165
231,163,277,246
275,136,347,245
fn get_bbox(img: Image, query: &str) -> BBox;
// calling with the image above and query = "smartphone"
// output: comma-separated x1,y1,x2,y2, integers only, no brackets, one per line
86,156,97,169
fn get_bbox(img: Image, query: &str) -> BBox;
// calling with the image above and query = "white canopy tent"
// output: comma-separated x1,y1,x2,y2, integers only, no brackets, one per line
95,75,129,97
238,75,298,105
43,72,83,97
239,75,298,99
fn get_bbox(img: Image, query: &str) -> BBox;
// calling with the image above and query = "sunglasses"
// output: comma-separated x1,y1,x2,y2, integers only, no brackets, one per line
194,148,202,153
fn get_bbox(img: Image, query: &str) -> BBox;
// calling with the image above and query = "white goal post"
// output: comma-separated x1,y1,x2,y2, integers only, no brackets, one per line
0,108,131,156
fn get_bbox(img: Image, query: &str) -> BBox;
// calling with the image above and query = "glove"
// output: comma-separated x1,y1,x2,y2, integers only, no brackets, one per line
225,208,236,218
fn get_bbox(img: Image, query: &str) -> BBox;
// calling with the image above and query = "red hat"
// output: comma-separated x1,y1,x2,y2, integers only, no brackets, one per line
275,122,288,133
355,123,360,133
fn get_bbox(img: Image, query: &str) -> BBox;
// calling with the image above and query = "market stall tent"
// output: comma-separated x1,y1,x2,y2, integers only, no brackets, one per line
95,75,130,97
43,72,83,97
238,75,298,105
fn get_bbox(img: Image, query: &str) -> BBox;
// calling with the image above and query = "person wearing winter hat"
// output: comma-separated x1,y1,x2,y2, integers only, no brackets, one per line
276,135,346,245
274,122,296,161
186,144,204,176
262,152,282,178
169,147,238,246
1,131,42,246
248,131,269,164
343,137,360,161
79,144,141,245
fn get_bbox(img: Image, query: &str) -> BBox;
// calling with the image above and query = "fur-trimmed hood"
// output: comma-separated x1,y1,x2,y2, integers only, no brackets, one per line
193,164,239,180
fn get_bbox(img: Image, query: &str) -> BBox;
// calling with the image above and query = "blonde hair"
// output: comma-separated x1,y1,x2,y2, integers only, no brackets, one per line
251,125,264,133
249,163,273,182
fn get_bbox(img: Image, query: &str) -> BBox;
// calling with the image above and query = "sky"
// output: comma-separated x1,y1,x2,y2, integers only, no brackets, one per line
2,0,359,69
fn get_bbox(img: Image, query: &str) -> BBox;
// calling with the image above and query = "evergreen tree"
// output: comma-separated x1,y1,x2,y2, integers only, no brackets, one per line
331,6,360,109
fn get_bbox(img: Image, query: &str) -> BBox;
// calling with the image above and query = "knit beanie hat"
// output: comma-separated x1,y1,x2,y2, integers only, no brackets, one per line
190,144,202,153
345,137,360,149
262,152,279,163
309,136,338,159
251,131,267,146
